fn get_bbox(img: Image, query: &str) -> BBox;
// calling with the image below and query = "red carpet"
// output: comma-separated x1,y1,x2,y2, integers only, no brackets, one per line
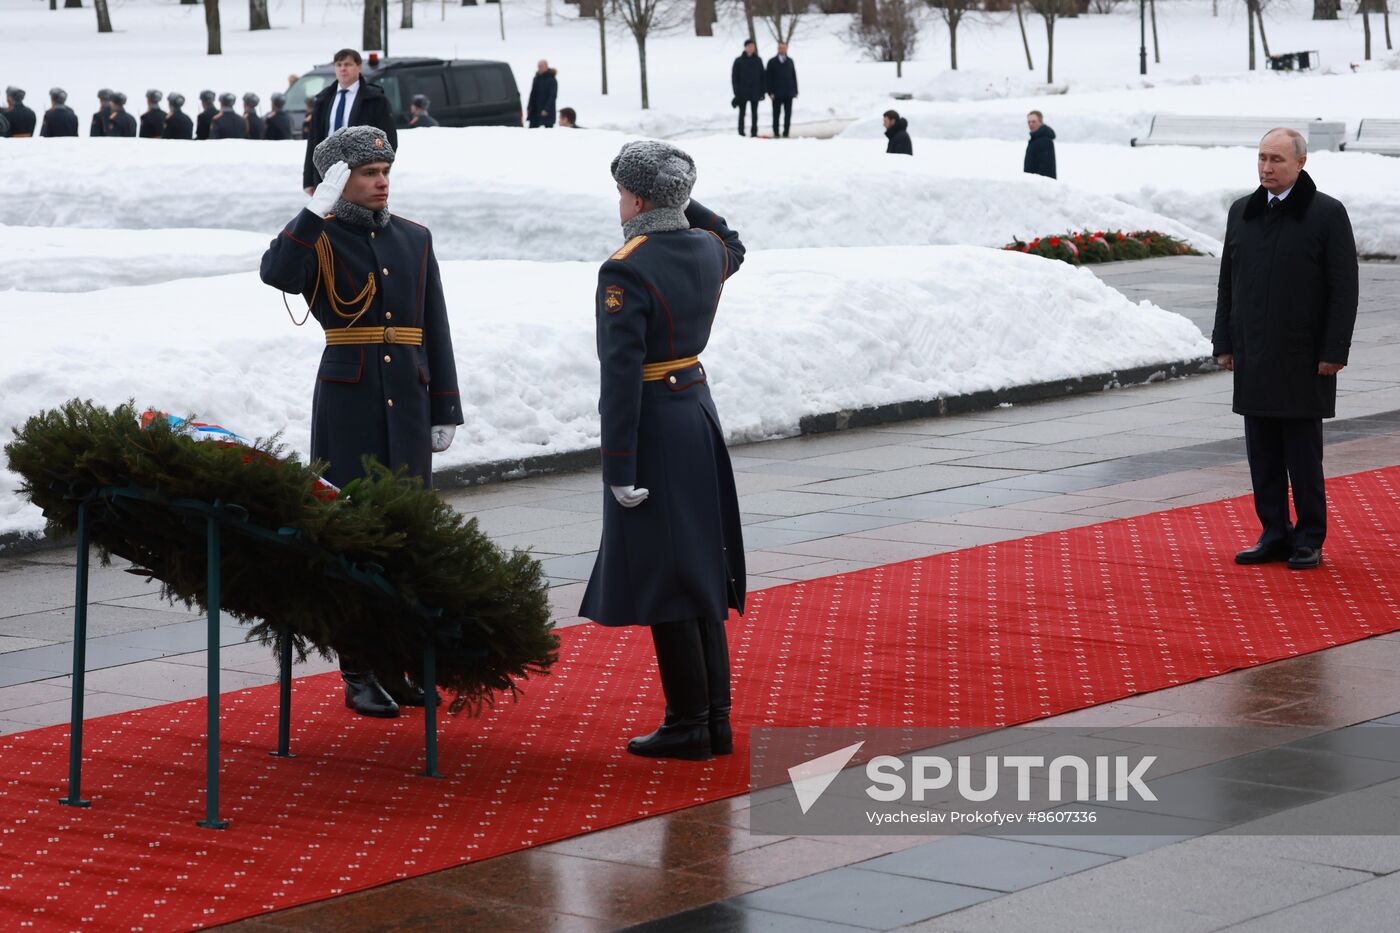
3,466,1400,930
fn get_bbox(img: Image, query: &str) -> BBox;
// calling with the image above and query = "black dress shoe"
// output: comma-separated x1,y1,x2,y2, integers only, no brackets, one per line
628,722,714,761
1288,546,1322,570
1235,543,1292,565
380,672,427,707
342,671,400,718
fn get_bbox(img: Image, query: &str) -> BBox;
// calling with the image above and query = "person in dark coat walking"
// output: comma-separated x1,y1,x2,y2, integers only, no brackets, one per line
260,125,464,717
210,93,246,139
302,49,398,194
107,92,138,137
731,39,765,137
883,110,912,155
407,94,439,128
263,92,292,140
581,140,747,762
139,90,165,139
89,88,113,137
1213,129,1358,571
41,88,79,137
765,41,798,138
527,60,558,128
196,90,217,140
243,93,265,140
1024,110,1057,179
162,93,194,139
4,87,37,137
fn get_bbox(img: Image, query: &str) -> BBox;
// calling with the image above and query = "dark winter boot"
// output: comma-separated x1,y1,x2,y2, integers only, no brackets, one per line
629,619,712,761
699,618,733,755
341,671,400,718
379,672,427,707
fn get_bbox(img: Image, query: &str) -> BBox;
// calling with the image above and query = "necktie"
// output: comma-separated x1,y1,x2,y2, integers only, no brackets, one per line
1269,196,1281,210
332,89,348,133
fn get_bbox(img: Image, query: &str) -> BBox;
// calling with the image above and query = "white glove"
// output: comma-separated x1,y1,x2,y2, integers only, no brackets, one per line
431,424,456,453
611,485,650,508
305,161,351,216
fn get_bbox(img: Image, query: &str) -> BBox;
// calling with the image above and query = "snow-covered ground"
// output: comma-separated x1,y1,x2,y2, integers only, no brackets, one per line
0,246,1210,535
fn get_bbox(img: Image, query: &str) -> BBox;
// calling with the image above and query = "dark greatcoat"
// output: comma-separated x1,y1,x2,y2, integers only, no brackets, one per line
765,55,798,99
4,102,36,137
210,107,247,139
90,105,110,137
163,110,194,140
407,113,439,128
196,104,217,140
245,112,266,140
41,105,79,137
302,79,398,189
107,109,138,137
264,109,292,140
885,117,912,155
260,208,464,488
527,70,558,127
1212,170,1358,420
580,200,747,629
731,52,765,103
139,107,165,139
1024,124,1057,179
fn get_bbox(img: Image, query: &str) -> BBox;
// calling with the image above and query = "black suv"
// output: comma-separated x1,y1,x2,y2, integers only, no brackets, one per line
285,57,521,136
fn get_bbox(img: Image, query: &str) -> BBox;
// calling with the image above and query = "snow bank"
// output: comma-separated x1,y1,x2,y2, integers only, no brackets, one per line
1,226,271,292
0,245,1211,535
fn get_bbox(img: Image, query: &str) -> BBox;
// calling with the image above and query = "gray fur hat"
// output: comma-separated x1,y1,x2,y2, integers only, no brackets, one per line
168,93,186,109
199,89,215,103
243,92,259,108
50,87,67,104
313,125,396,179
97,88,112,101
110,91,127,106
218,92,236,107
610,140,696,209
6,86,24,102
146,89,162,103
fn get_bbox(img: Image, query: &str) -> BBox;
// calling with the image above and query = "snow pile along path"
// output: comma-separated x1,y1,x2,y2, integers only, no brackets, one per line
0,245,1211,536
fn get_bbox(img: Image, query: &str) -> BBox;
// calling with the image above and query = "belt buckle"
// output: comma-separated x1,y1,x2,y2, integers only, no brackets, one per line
383,326,397,344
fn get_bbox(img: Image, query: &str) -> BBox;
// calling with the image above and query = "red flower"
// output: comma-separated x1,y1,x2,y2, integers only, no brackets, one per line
1049,237,1061,247
1030,238,1041,248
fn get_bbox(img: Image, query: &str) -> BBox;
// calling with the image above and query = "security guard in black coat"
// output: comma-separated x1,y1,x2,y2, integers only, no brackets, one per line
4,87,37,137
162,94,194,139
210,93,246,139
139,89,165,139
90,88,113,137
580,141,746,762
264,92,292,140
243,92,265,139
41,88,79,137
260,125,464,718
302,50,398,192
195,90,217,140
107,92,138,137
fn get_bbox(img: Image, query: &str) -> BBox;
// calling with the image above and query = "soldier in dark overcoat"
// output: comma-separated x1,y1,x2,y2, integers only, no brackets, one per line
162,94,194,139
1213,129,1358,571
264,92,292,140
196,90,217,140
107,92,138,137
4,87,37,137
580,140,746,762
139,90,165,139
89,88,112,137
210,93,246,139
243,93,266,140
41,88,79,137
260,126,464,718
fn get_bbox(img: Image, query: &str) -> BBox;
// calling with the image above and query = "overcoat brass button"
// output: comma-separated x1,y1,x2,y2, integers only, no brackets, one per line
387,399,394,408
383,355,392,363
369,231,375,239
384,312,393,320
668,375,677,384
382,267,389,276
383,327,398,344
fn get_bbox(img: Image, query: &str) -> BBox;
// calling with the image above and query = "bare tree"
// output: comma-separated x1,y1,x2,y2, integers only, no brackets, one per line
363,0,382,51
762,0,804,43
1385,0,1393,50
205,0,222,54
403,0,415,27
1313,0,1336,19
94,0,112,31
65,0,83,7
1362,0,1373,58
250,0,270,29
1028,0,1070,83
1254,0,1272,58
696,0,716,35
617,0,682,108
928,0,976,69
1245,0,1257,67
743,0,758,39
848,0,922,77
580,0,611,92
1150,0,1159,61
1014,0,1035,69
1087,0,1121,12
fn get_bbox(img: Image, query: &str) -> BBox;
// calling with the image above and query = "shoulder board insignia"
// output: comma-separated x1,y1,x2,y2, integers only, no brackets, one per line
610,235,648,262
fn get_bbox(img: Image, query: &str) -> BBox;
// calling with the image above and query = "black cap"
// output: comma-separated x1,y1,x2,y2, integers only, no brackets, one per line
146,89,163,103
410,94,430,110
168,93,186,109
199,89,216,103
50,87,67,104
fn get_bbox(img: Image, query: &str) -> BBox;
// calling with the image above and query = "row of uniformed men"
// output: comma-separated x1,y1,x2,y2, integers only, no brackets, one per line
1,86,305,140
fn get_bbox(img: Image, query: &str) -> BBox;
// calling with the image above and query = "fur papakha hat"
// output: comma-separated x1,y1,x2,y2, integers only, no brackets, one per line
313,125,396,179
610,140,696,210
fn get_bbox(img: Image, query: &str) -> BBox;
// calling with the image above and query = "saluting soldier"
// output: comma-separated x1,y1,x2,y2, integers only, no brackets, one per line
163,93,194,140
210,92,245,139
259,126,464,718
4,87,37,137
580,141,747,762
195,90,217,140
264,92,292,140
107,92,138,137
139,89,165,139
41,88,79,137
89,88,112,137
243,92,265,139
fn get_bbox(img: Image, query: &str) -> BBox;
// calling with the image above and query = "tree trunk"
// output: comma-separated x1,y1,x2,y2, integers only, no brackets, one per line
1045,18,1055,83
695,0,714,35
1385,0,1392,50
64,0,82,8
363,0,381,50
742,0,756,38
637,34,649,109
205,0,222,54
94,0,112,31
860,0,876,22
403,0,414,27
599,2,609,94
1363,0,1372,58
1016,0,1034,70
1150,0,1159,61
896,56,903,78
498,0,506,39
1255,2,1271,57
250,0,270,30
949,22,958,69
1312,0,1336,18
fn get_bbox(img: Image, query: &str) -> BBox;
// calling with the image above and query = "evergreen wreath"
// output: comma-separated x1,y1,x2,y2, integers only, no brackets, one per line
4,400,559,714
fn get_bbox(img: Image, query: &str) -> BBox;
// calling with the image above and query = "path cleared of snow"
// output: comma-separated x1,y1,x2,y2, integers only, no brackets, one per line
0,245,1210,535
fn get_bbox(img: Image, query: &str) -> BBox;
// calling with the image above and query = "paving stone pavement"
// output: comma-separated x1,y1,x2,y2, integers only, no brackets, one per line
4,256,1400,930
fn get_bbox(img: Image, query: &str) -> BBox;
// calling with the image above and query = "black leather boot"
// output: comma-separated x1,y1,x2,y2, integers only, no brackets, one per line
341,671,400,718
379,672,427,707
699,618,733,755
629,620,712,761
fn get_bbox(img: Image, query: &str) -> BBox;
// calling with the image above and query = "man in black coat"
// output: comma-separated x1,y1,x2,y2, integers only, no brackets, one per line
107,92,138,137
41,88,79,137
261,126,464,717
195,90,217,140
883,110,912,155
1213,129,1358,571
582,140,747,762
527,59,558,128
4,87,37,137
1024,110,1057,179
90,88,112,137
162,93,194,139
731,39,764,137
263,92,292,140
139,90,165,139
210,93,246,139
407,94,439,128
765,41,798,138
243,93,266,140
302,49,398,194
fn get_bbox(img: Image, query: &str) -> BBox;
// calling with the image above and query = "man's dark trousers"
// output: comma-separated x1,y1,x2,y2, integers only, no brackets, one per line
1244,415,1325,550
771,97,792,137
738,100,758,136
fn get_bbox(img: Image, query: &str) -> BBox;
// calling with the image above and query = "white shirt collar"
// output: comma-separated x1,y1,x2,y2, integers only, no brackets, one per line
329,81,359,136
1268,185,1294,203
